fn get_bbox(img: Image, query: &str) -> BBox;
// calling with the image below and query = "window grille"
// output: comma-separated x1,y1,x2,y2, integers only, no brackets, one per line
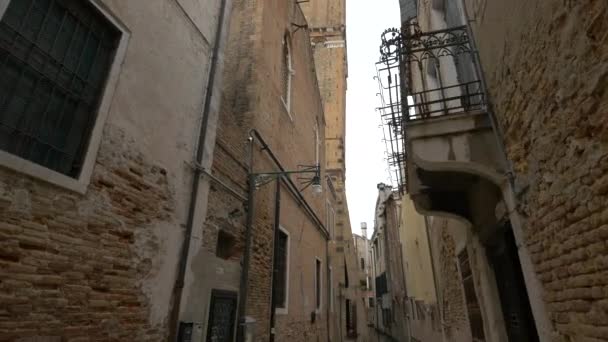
0,0,120,177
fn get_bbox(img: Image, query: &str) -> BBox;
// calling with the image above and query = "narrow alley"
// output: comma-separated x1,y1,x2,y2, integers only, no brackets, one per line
0,0,606,342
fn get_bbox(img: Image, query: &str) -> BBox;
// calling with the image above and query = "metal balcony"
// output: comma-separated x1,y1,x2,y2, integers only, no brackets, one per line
376,23,490,193
376,24,507,224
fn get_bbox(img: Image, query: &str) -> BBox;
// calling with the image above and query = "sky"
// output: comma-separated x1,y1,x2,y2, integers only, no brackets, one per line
345,0,400,238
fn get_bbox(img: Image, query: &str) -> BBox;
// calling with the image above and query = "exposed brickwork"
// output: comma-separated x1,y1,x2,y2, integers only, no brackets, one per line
0,126,173,341
471,0,608,340
435,220,470,341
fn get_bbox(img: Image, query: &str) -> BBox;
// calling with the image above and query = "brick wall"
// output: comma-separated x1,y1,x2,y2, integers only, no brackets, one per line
469,0,608,340
0,127,174,341
201,1,331,341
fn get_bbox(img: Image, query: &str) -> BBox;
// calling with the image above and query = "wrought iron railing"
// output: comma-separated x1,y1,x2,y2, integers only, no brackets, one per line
375,23,486,192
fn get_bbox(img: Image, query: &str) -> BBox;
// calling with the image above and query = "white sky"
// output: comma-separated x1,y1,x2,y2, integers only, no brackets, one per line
345,0,400,238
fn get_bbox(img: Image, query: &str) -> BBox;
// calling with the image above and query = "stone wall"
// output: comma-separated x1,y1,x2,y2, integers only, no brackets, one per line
468,0,608,340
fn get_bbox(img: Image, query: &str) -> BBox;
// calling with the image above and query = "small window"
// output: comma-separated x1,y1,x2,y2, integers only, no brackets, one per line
315,258,322,311
274,228,290,313
360,257,365,270
0,0,121,177
369,297,374,307
281,33,293,113
216,230,237,260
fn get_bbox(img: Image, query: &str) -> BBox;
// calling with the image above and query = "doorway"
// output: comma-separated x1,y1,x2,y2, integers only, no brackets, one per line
487,224,539,342
206,289,238,342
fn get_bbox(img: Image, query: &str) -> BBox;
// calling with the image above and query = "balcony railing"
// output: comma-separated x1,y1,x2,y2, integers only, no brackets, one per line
407,80,484,120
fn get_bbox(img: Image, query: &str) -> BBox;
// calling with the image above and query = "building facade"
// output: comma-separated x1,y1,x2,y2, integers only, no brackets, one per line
370,184,409,341
197,1,334,341
376,0,608,341
301,0,370,340
0,1,367,342
0,0,231,341
353,222,374,318
399,197,443,342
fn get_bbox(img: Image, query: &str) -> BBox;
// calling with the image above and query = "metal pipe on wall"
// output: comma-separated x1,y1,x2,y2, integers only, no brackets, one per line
168,0,229,339
269,178,282,342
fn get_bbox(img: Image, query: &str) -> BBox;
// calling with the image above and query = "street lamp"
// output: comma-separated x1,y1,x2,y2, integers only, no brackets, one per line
252,163,322,193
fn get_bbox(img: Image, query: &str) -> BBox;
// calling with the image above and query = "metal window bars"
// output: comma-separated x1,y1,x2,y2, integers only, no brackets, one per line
375,23,486,193
0,0,120,177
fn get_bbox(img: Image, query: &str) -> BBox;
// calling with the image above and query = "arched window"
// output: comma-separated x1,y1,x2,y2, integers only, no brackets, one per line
281,33,293,112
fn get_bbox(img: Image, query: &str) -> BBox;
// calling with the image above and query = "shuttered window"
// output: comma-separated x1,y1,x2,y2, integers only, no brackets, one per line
0,0,120,177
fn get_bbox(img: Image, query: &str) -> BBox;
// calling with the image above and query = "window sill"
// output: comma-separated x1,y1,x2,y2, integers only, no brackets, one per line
0,150,89,194
275,307,288,315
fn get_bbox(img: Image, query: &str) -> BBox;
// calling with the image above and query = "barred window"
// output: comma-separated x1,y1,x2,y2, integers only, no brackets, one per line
273,229,289,311
0,0,120,177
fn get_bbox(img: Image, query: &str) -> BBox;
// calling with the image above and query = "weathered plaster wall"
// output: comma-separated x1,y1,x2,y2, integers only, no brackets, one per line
0,0,222,340
401,196,436,303
400,196,444,342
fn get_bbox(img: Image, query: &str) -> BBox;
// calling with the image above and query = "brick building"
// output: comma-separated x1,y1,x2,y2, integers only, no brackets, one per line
195,0,355,341
376,0,608,341
0,0,231,341
301,0,370,340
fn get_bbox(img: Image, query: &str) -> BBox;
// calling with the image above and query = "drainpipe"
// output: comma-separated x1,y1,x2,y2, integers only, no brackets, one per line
461,7,514,182
269,178,282,342
326,240,330,342
169,0,230,340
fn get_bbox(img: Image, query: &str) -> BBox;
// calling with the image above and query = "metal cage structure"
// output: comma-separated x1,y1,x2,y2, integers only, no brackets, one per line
375,23,486,193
